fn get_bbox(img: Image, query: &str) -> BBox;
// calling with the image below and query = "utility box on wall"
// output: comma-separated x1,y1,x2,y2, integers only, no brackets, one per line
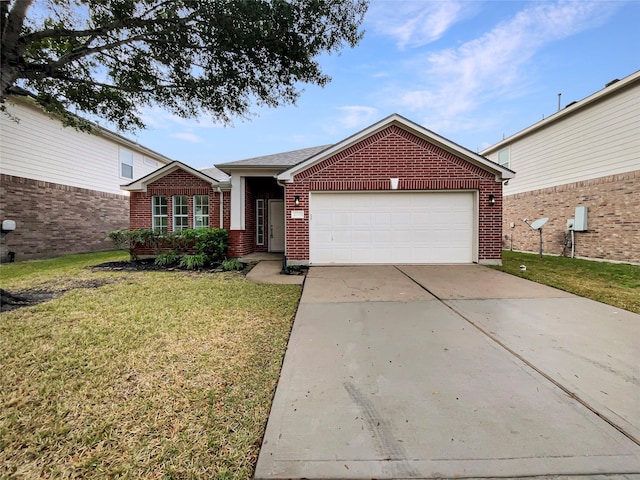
574,206,588,231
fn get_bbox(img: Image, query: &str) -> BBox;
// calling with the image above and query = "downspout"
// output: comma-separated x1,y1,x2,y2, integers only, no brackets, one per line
276,178,288,268
216,187,224,229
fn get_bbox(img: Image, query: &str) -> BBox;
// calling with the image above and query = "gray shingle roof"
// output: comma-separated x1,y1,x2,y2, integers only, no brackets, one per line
217,145,332,170
199,166,230,182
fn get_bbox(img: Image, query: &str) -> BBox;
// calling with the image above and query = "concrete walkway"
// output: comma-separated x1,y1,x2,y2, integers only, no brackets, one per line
255,265,640,479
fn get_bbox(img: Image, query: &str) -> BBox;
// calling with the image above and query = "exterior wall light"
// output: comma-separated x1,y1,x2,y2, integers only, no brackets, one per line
294,195,300,207
488,194,496,206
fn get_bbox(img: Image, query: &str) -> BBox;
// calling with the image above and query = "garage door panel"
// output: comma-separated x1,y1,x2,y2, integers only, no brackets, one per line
310,192,474,264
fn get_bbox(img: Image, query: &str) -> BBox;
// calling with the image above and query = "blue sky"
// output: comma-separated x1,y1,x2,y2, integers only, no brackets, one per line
126,0,640,168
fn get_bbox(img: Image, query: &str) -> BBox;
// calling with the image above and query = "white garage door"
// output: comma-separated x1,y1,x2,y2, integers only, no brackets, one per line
309,192,475,264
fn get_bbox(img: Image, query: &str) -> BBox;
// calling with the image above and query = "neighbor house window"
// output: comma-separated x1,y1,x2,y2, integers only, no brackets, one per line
173,195,189,232
152,196,167,234
194,195,209,229
120,148,134,179
498,147,510,167
256,199,265,245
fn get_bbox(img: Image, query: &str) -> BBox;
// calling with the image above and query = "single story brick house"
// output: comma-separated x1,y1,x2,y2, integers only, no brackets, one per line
122,114,514,265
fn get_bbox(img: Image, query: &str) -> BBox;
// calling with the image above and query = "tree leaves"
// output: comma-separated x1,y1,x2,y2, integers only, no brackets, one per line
1,0,368,131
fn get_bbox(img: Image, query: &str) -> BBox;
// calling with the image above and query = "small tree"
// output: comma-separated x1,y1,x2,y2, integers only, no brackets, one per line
108,228,153,261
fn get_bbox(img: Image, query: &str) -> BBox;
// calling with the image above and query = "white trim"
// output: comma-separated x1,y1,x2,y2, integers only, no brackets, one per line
218,188,224,229
230,175,245,230
152,195,168,234
172,195,188,231
278,114,514,182
256,198,265,245
193,194,210,229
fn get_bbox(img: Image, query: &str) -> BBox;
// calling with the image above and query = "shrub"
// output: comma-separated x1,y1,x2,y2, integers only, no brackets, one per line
108,229,154,261
108,228,229,268
179,254,207,270
221,258,244,271
155,251,180,266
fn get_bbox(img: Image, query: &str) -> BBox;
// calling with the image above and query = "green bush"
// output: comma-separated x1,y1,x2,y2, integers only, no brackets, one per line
108,229,154,261
154,251,180,267
109,228,230,268
221,258,244,271
179,254,207,270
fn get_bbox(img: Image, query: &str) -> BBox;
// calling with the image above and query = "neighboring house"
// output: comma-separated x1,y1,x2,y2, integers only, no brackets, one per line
123,114,514,265
482,70,640,264
0,95,172,262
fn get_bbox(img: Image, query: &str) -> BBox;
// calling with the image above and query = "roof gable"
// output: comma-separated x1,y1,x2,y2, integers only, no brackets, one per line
278,114,514,182
121,161,227,192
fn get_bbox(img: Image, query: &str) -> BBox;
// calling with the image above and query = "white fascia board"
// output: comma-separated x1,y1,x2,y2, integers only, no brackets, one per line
218,167,283,177
278,113,514,181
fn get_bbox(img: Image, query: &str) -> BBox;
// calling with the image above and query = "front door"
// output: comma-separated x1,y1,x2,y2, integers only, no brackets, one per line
268,200,285,252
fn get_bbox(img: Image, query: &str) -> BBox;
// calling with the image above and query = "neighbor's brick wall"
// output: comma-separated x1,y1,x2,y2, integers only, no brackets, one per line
504,170,640,264
0,174,128,261
285,125,503,262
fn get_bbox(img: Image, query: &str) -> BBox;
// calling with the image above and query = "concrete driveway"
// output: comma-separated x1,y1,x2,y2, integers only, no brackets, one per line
255,265,640,479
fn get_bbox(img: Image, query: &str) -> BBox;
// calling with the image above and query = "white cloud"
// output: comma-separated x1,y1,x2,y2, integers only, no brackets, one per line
336,106,379,130
392,1,618,132
138,105,224,130
170,132,203,143
368,1,467,49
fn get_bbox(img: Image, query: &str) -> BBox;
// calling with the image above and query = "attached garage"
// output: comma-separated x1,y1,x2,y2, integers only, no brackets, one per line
277,114,514,266
309,191,475,264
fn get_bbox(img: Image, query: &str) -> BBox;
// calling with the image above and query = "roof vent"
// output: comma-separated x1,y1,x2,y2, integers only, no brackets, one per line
564,101,577,109
605,78,620,88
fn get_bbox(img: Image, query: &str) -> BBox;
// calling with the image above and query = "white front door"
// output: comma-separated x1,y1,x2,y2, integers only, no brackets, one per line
268,200,285,252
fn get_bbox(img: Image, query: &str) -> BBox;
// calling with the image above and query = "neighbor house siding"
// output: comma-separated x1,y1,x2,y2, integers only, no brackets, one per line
0,97,171,261
484,81,639,196
0,97,165,195
284,125,503,263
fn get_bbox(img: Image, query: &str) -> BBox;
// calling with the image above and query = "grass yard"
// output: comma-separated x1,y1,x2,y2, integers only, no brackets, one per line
0,252,301,479
493,250,640,314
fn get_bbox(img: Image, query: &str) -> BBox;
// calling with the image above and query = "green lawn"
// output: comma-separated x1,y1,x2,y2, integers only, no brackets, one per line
0,252,301,479
492,250,640,314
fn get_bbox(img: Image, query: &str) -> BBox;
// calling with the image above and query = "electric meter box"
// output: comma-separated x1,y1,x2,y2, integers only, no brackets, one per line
574,206,588,231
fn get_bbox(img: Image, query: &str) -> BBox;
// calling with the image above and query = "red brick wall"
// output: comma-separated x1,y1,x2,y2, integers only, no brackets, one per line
129,169,225,256
285,125,503,263
130,170,222,231
0,174,128,261
503,170,640,264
